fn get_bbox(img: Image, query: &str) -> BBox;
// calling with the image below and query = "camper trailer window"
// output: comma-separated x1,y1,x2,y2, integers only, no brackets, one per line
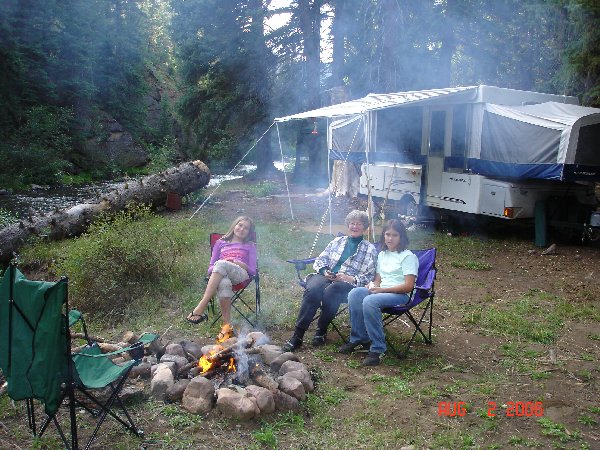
429,110,446,156
451,105,468,158
575,123,600,166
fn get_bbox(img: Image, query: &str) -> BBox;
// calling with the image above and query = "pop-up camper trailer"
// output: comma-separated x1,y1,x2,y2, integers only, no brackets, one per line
275,85,600,241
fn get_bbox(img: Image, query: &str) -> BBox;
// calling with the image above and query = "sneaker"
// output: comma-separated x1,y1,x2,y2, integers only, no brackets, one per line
311,333,327,346
338,341,370,354
362,351,383,366
282,335,303,352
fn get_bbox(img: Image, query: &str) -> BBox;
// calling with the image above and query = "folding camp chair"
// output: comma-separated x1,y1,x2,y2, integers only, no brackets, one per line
0,265,157,450
207,232,261,327
381,248,437,358
286,256,349,342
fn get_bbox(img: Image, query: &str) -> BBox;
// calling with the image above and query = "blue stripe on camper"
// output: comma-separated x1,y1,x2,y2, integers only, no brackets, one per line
468,159,563,180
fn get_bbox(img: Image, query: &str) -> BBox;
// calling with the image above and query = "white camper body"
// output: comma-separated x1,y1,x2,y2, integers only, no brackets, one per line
276,85,600,231
359,164,597,220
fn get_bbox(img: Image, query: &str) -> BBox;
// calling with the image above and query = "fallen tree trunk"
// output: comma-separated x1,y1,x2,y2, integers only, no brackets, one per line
0,160,210,265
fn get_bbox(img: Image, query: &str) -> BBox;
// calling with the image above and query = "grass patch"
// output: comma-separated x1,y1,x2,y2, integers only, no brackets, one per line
250,412,305,449
247,181,280,198
538,417,582,443
464,289,564,344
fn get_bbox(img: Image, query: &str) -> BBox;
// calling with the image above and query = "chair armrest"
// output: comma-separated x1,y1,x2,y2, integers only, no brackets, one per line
286,258,316,271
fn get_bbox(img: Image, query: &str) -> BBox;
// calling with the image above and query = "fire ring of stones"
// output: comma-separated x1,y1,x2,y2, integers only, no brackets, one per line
130,331,314,420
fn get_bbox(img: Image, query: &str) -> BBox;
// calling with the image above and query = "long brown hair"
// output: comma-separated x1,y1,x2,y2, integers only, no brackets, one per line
379,219,409,252
221,216,256,243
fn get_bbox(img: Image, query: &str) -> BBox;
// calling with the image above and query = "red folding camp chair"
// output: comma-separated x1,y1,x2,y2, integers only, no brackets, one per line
207,232,260,327
382,248,437,358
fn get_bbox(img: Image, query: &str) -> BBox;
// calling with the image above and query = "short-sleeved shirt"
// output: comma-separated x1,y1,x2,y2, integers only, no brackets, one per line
377,249,418,288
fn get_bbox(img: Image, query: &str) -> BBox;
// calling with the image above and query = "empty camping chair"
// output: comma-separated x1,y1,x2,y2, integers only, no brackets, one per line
381,248,437,358
0,265,157,450
207,232,261,327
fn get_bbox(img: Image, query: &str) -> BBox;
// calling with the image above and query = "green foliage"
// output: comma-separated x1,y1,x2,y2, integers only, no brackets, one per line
0,106,73,187
146,136,178,173
171,0,275,167
47,203,191,319
464,290,565,344
247,181,279,198
0,208,18,227
251,413,305,449
538,417,582,443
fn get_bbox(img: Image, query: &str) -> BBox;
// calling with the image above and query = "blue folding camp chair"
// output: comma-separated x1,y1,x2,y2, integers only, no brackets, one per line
382,248,437,358
207,232,261,327
286,256,349,342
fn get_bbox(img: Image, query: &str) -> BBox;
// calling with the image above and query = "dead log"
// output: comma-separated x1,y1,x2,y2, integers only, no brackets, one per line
0,160,210,264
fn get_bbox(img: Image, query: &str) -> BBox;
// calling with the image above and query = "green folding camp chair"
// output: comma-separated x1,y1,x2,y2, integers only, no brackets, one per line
0,265,157,450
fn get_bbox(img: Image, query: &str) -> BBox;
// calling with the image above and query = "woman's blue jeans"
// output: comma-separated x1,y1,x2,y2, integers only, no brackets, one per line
348,287,410,354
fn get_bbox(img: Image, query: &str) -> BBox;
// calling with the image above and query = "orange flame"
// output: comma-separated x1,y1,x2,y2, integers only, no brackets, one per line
216,323,234,344
227,357,236,373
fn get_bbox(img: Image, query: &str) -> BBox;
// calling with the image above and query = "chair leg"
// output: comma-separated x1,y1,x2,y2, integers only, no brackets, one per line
383,298,434,358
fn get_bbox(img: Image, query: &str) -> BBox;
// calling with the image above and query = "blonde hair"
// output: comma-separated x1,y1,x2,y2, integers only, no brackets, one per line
221,216,255,242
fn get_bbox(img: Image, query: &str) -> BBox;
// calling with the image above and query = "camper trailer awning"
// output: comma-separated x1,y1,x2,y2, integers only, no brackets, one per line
274,86,480,121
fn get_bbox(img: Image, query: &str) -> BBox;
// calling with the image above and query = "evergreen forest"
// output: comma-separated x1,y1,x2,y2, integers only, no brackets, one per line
1,0,599,189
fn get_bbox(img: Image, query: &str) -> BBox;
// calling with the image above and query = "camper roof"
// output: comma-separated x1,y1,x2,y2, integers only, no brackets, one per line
275,85,578,122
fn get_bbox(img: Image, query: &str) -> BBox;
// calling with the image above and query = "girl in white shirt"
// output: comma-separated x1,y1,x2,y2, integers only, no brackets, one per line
340,219,419,366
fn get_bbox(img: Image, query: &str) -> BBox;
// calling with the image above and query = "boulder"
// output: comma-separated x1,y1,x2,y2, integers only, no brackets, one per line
129,362,152,380
180,340,203,359
164,343,186,358
150,363,174,400
278,375,306,401
270,352,300,373
182,376,214,414
258,345,284,365
245,385,275,414
278,360,307,376
247,331,270,346
160,354,189,372
166,379,190,403
216,388,259,421
273,389,300,412
283,369,314,392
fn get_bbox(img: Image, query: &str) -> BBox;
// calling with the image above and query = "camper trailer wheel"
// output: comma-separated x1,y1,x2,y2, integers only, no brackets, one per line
398,196,418,218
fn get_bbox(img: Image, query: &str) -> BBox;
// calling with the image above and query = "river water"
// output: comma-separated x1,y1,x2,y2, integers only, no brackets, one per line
0,165,256,220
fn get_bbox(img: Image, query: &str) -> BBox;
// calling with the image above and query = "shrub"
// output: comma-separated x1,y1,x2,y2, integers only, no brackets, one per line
52,203,188,319
0,208,17,227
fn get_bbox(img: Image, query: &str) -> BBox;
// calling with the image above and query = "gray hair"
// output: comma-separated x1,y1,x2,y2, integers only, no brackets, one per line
345,210,370,229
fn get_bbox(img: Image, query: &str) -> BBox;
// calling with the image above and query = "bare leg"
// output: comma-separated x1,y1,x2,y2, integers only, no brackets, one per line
190,271,224,315
219,297,232,324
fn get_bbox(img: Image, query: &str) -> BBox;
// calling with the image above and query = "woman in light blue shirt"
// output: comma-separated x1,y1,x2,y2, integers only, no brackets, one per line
340,219,418,366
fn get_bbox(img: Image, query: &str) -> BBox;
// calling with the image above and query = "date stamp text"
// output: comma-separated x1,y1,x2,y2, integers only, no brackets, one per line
437,401,544,417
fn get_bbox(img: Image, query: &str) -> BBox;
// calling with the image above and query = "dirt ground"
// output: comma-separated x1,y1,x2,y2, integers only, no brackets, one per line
1,177,599,449
218,179,600,448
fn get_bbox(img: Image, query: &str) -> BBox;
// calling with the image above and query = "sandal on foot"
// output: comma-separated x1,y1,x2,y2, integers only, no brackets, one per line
186,312,208,324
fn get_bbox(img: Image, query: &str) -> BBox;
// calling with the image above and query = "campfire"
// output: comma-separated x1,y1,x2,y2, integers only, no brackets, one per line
95,328,316,420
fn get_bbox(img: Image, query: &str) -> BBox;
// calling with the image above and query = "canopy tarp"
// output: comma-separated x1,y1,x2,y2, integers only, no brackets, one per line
275,86,480,121
472,102,600,181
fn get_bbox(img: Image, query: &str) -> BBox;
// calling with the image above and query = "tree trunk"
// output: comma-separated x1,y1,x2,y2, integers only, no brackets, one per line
0,160,211,265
